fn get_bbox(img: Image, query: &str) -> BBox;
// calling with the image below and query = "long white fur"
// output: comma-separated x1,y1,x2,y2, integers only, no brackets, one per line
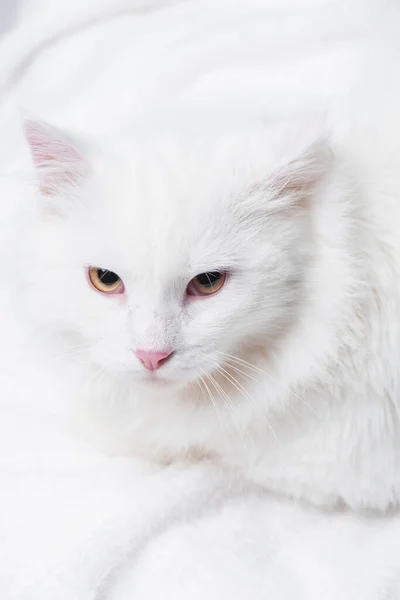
4,1,400,510
2,1,400,597
3,0,400,509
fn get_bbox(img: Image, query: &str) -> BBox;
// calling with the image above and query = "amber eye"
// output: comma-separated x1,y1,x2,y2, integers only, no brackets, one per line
88,267,123,294
187,271,226,296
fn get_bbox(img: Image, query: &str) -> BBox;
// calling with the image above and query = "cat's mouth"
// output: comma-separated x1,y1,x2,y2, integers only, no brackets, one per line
135,369,182,389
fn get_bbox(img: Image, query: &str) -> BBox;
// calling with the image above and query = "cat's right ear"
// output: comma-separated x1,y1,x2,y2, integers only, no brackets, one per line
23,119,89,197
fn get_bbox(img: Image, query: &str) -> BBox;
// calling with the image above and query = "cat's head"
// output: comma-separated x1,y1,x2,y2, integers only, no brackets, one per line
19,118,331,393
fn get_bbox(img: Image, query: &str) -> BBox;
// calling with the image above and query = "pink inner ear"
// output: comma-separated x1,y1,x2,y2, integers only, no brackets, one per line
271,139,333,209
24,119,86,196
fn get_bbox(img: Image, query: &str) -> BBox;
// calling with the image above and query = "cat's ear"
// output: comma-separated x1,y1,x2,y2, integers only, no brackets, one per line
271,139,333,209
23,119,89,196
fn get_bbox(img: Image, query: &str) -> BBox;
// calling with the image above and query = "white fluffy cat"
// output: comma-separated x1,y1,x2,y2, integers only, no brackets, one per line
7,100,399,514
3,0,400,516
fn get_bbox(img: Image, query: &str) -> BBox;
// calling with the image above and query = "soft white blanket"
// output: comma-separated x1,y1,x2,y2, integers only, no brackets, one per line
2,389,400,600
2,402,400,600
1,2,400,599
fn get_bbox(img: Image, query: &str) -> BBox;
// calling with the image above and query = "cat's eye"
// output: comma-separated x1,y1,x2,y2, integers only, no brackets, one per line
187,271,226,296
88,267,124,294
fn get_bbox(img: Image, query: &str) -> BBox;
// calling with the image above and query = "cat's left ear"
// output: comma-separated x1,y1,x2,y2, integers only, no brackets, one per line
23,119,89,197
272,139,333,209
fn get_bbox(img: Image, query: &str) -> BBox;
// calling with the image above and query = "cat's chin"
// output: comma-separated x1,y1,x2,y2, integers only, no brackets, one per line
140,378,177,389
133,372,187,392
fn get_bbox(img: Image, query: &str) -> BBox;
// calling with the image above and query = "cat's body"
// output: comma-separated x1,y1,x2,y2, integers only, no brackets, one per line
2,0,400,515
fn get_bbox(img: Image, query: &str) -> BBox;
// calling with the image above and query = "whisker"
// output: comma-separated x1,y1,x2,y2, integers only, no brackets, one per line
198,367,233,456
216,365,280,443
47,347,92,363
206,370,253,456
217,350,316,416
223,362,261,385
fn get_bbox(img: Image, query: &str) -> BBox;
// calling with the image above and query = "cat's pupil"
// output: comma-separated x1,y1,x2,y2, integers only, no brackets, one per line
98,269,120,286
196,272,221,287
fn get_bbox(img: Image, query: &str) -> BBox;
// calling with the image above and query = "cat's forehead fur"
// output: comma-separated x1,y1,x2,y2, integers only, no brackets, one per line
79,120,320,272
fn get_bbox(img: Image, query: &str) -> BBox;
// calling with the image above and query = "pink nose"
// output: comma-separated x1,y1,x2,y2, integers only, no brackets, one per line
135,349,173,372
